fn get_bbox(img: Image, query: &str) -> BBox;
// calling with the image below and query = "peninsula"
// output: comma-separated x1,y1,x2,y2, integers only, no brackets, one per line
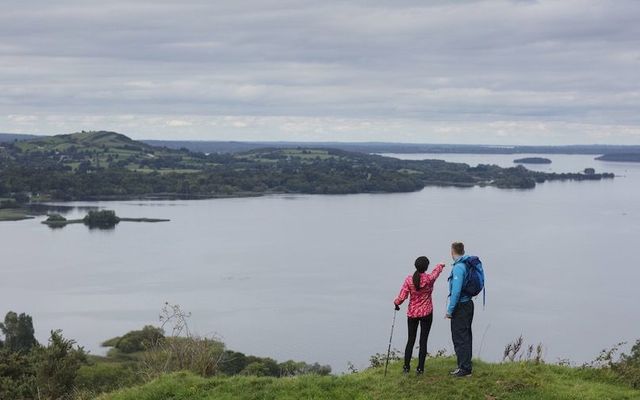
596,153,640,162
0,132,616,208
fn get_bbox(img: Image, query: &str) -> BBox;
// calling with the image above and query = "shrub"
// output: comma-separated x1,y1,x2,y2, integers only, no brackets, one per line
83,210,120,228
369,349,401,368
243,357,279,377
32,330,87,399
240,361,271,377
102,325,164,354
616,340,640,388
75,362,141,394
502,336,544,364
0,350,36,400
140,303,225,379
278,360,331,376
218,351,247,375
142,336,225,378
45,213,67,222
587,340,640,388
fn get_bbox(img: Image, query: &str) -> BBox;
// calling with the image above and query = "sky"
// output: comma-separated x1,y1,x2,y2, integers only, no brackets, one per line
1,0,639,144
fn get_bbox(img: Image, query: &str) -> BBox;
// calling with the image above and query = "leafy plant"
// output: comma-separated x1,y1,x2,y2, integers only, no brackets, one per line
140,303,225,379
0,312,38,353
0,350,36,400
102,325,164,355
369,349,401,368
585,340,640,388
503,336,544,364
32,330,87,400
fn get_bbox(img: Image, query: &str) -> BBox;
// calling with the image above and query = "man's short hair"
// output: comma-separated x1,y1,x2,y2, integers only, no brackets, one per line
451,242,465,255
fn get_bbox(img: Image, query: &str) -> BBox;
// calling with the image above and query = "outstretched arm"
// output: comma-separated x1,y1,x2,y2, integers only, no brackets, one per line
394,278,410,306
425,263,445,285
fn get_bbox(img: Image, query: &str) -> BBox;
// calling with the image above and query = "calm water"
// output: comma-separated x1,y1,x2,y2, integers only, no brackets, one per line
1,154,639,372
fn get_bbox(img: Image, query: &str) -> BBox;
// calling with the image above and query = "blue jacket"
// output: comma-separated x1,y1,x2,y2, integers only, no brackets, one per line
447,255,475,316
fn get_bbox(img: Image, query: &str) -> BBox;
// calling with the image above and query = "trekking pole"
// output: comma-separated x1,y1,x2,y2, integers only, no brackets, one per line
384,308,398,377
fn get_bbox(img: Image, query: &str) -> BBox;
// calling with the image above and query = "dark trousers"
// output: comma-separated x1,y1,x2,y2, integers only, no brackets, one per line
404,314,433,371
451,300,474,372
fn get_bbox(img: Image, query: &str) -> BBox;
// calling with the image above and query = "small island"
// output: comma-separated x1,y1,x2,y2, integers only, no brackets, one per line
42,210,169,229
513,157,552,165
595,153,640,162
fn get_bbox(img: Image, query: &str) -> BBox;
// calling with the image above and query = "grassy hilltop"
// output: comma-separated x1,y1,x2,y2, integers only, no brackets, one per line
2,309,639,400
11,130,207,173
98,358,640,400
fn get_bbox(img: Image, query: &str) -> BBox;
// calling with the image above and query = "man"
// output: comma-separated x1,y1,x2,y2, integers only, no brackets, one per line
446,241,483,378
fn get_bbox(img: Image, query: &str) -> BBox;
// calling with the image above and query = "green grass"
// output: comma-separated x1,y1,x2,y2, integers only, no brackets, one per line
280,149,336,160
0,208,33,221
97,358,639,400
236,149,340,164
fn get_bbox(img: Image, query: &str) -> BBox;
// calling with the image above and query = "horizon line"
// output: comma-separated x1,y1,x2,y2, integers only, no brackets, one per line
2,131,640,148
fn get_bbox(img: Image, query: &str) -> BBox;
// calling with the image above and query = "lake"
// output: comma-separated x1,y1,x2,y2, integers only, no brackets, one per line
1,153,639,372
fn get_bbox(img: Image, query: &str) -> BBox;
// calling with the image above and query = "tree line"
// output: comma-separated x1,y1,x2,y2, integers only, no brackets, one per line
0,141,616,203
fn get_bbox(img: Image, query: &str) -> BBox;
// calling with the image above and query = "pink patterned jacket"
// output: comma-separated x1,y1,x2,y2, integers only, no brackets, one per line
394,264,445,318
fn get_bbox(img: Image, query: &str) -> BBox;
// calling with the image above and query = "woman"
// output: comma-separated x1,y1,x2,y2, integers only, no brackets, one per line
394,256,445,375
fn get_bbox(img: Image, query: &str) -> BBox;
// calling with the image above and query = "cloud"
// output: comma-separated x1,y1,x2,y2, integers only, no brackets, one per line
166,119,193,127
1,0,639,143
7,114,39,123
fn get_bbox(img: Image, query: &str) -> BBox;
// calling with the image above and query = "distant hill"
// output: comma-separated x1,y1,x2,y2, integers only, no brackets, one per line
17,130,151,152
12,131,191,172
596,153,640,162
0,133,40,142
143,139,640,155
4,132,640,155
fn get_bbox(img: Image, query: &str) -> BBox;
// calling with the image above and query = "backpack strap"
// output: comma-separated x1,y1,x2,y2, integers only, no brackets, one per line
482,286,486,310
460,259,473,296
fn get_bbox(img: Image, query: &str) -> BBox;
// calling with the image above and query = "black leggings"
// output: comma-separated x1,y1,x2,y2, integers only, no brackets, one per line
404,314,433,371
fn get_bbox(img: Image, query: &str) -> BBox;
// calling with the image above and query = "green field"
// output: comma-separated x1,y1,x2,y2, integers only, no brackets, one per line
0,208,33,221
237,148,339,163
98,358,639,400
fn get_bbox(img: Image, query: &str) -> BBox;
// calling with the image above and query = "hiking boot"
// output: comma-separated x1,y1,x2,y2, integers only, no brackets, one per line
452,369,472,378
402,366,410,375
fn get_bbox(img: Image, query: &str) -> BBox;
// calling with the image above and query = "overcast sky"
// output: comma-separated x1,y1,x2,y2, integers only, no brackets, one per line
1,0,639,144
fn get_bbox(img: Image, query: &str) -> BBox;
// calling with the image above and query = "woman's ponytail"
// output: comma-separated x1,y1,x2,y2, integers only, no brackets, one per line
413,256,430,290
